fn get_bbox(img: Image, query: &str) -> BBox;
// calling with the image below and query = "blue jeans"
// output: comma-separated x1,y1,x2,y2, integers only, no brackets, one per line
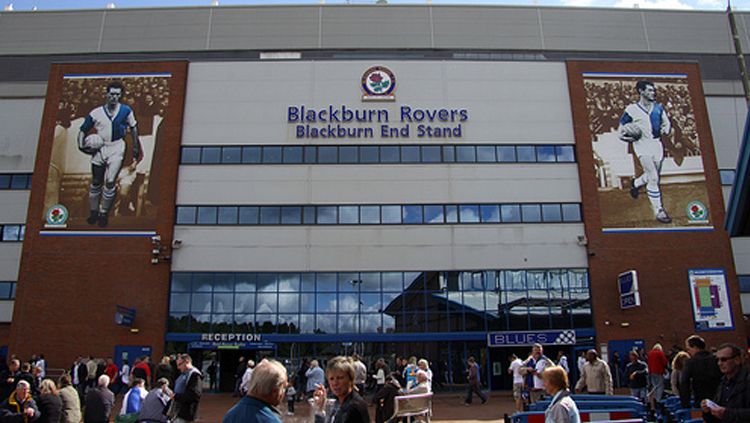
630,387,647,402
649,373,664,401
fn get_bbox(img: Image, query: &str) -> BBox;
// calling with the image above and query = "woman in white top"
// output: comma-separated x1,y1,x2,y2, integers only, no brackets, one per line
417,359,433,391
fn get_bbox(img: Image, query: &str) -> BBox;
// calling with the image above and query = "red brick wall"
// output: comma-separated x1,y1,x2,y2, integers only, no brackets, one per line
9,61,188,369
566,61,746,351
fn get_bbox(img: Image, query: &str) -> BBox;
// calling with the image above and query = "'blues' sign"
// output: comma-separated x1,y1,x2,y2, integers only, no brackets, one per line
487,330,576,347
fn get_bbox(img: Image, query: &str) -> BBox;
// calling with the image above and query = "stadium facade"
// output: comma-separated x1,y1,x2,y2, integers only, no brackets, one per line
0,3,749,390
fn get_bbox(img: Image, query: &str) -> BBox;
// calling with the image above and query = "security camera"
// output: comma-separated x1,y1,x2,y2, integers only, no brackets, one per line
151,235,161,244
577,235,588,246
172,239,183,249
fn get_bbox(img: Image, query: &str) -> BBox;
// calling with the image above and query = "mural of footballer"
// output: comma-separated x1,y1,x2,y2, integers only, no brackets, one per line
618,80,680,224
77,81,141,227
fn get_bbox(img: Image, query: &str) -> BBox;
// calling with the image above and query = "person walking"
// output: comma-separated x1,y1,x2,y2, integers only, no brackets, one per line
170,354,202,423
84,375,114,423
625,351,648,402
137,378,172,423
680,334,722,409
543,366,580,423
305,360,325,399
58,375,81,423
463,356,487,406
647,343,668,406
670,351,690,399
575,350,613,395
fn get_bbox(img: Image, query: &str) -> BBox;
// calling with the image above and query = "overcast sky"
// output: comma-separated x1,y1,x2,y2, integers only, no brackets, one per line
1,0,748,12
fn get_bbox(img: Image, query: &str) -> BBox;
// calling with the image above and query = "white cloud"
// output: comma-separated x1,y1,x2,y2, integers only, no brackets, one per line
614,0,693,9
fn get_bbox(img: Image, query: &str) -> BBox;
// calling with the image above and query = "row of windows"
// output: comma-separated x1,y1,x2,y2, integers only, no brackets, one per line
0,174,32,190
0,225,24,242
0,282,16,300
168,270,591,334
176,203,582,225
181,144,576,165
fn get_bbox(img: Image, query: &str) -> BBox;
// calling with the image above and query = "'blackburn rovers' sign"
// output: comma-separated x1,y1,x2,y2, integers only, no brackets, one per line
487,330,576,347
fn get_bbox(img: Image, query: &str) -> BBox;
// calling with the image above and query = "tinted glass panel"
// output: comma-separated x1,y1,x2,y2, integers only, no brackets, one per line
401,146,420,163
281,206,302,224
456,146,476,162
317,206,337,224
380,146,399,163
201,147,221,164
319,146,338,163
562,204,581,222
0,175,10,189
402,205,423,224
10,175,28,189
476,146,496,162
303,206,316,224
260,206,280,224
501,204,521,223
517,146,536,162
360,146,379,163
222,147,242,164
262,146,282,163
339,146,358,163
176,207,196,224
421,146,441,162
360,206,380,224
459,205,480,223
218,207,238,224
2,226,19,241
497,146,516,162
541,204,562,222
556,145,575,162
442,146,455,162
339,206,359,224
197,207,217,224
720,169,736,186
381,206,401,224
537,146,556,162
181,147,201,164
521,204,542,222
283,146,303,163
480,205,500,223
242,146,261,163
239,207,259,224
445,205,458,223
303,146,317,164
424,205,444,224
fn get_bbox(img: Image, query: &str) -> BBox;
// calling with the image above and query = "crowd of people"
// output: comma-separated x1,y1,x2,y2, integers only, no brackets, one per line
0,353,203,423
506,335,750,423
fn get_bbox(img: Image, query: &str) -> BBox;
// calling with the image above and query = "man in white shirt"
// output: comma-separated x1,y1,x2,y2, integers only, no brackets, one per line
524,344,552,404
508,354,525,412
557,351,569,374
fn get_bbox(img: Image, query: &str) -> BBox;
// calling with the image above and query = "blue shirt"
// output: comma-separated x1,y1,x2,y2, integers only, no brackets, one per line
222,396,281,423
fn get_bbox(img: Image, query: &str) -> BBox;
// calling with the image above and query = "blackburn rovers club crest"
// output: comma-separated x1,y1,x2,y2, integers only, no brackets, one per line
361,66,396,101
686,200,709,223
45,204,69,228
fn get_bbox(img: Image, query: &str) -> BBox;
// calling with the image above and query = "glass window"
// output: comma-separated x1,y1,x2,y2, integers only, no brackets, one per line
0,283,12,299
213,293,234,314
234,293,255,313
197,207,217,225
541,204,562,222
262,146,282,164
279,274,300,292
303,206,316,224
476,146,496,162
339,206,359,224
556,145,575,162
300,293,315,313
169,293,190,312
218,207,238,225
278,294,299,313
360,273,380,292
497,146,516,162
424,205,444,224
171,273,192,292
395,205,420,224
480,205,500,223
0,175,10,189
360,146,379,163
260,206,281,224
517,146,536,162
300,314,315,333
18,226,24,241
235,274,256,292
459,205,480,223
381,206,401,224
339,146,358,164
214,273,234,292
222,146,242,164
9,174,29,189
316,293,336,312
401,146,420,163
380,146,399,163
256,293,278,313
279,314,299,333
242,146,261,163
283,146,303,163
521,204,542,222
562,204,582,222
303,146,317,164
501,204,521,223
319,146,338,163
317,206,337,224
739,275,750,293
239,207,259,224
316,314,336,333
442,146,455,162
421,146,441,162
360,206,380,224
190,293,212,313
382,272,403,291
317,273,337,292
281,206,302,224
720,169,736,186
456,146,476,162
176,207,196,224
537,146,556,162
193,274,213,292
181,147,201,164
445,205,458,223
339,275,359,294
201,147,221,164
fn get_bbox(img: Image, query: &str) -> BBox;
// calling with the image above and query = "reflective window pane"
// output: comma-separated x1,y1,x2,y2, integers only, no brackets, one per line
239,207,259,224
171,273,192,292
278,294,299,313
242,146,261,163
476,146,496,162
424,205,444,224
501,204,521,223
459,205,480,223
222,146,242,164
283,146,303,163
521,204,542,222
421,146,441,162
176,207,196,224
303,146,317,164
517,146,536,162
402,205,423,224
442,146,455,162
562,204,582,222
720,169,736,186
456,146,476,162
319,146,338,163
218,207,238,225
480,205,500,223
197,207,217,224
339,146,358,164
256,293,277,313
317,206,337,224
317,273,337,292
380,146,399,163
556,145,575,162
382,273,403,291
360,146,379,163
537,145,556,162
181,147,201,164
201,147,221,164
541,204,562,222
262,146,282,163
260,206,281,224
279,274,300,292
339,206,359,224
281,206,302,224
381,206,401,224
170,293,190,312
303,206,316,224
497,146,516,162
401,146,420,163
360,206,380,224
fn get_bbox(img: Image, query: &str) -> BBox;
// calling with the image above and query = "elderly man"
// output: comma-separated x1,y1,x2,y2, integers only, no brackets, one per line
0,380,40,421
575,349,613,395
524,343,552,404
407,371,431,395
84,375,114,423
138,378,173,423
171,354,202,423
702,343,750,423
222,359,288,423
